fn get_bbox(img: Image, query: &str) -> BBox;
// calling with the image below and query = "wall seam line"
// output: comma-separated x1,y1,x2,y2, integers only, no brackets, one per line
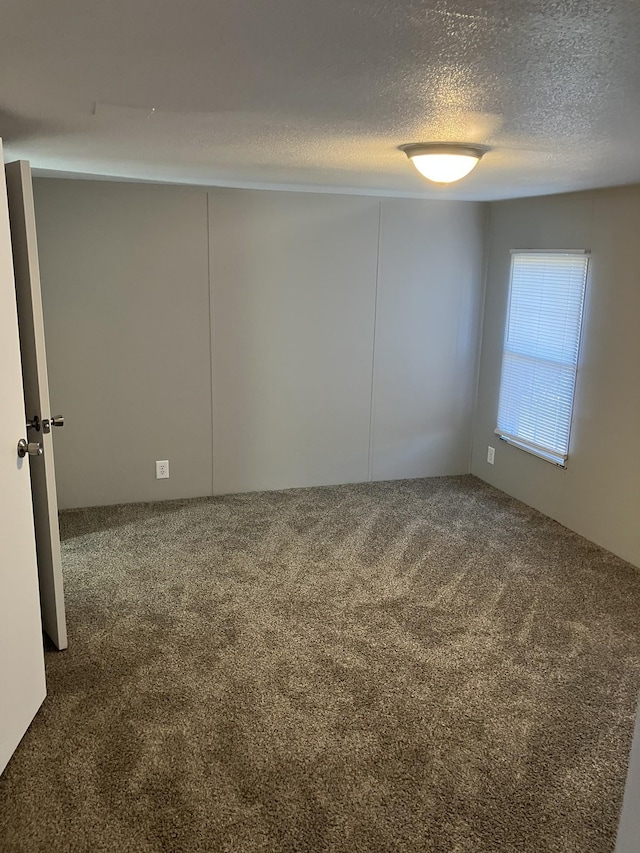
206,192,215,497
367,200,382,482
468,201,491,476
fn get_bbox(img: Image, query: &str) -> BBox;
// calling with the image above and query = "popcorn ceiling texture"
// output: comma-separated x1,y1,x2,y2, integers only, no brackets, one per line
1,475,639,852
1,1,640,198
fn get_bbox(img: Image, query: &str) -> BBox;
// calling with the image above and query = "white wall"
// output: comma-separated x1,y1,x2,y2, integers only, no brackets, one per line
472,187,640,568
33,179,485,508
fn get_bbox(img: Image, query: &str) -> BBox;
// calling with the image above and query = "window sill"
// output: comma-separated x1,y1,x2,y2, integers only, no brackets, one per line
494,431,567,468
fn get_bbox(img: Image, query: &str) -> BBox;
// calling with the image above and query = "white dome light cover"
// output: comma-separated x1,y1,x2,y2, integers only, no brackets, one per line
400,143,487,184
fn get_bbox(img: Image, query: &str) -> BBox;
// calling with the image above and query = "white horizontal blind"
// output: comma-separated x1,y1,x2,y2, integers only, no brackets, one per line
496,251,589,466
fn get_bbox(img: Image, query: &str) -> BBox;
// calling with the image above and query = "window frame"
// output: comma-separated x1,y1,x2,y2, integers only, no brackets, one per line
494,248,590,468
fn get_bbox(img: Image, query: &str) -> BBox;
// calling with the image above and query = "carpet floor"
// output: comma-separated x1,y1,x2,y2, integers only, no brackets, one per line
1,475,639,853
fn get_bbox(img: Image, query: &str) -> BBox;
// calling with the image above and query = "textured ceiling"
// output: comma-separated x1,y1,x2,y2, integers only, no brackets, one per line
2,0,640,200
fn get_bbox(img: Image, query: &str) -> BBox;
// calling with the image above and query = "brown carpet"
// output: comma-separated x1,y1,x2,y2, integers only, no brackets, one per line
1,475,639,852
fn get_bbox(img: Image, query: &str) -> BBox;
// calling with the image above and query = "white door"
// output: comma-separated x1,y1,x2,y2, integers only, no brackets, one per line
0,140,47,775
6,161,68,650
615,696,640,851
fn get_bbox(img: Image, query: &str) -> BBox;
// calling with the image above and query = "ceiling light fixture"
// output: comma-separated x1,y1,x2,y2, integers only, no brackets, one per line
399,143,487,184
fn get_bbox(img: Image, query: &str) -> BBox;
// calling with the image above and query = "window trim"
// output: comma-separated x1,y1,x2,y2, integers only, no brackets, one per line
495,248,590,468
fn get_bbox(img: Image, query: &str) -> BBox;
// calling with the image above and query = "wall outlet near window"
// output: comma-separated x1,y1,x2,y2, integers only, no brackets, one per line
156,460,170,479
487,446,495,465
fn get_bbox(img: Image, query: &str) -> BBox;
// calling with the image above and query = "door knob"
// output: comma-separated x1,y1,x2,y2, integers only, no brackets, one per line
26,415,41,431
51,415,64,427
18,438,43,458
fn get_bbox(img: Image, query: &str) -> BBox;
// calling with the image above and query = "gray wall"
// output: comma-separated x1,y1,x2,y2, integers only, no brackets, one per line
372,199,484,481
34,181,212,509
34,179,485,509
208,190,379,494
472,187,640,568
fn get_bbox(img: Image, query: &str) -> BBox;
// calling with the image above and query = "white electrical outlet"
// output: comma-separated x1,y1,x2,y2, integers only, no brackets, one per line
156,460,169,479
487,446,495,465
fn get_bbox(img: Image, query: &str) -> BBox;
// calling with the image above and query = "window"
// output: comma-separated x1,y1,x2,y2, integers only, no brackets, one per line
495,250,589,466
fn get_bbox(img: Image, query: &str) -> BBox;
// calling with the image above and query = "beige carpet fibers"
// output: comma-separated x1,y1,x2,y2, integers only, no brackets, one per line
1,475,640,852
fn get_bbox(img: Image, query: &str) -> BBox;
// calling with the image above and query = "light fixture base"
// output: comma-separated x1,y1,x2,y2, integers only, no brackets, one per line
399,143,488,159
